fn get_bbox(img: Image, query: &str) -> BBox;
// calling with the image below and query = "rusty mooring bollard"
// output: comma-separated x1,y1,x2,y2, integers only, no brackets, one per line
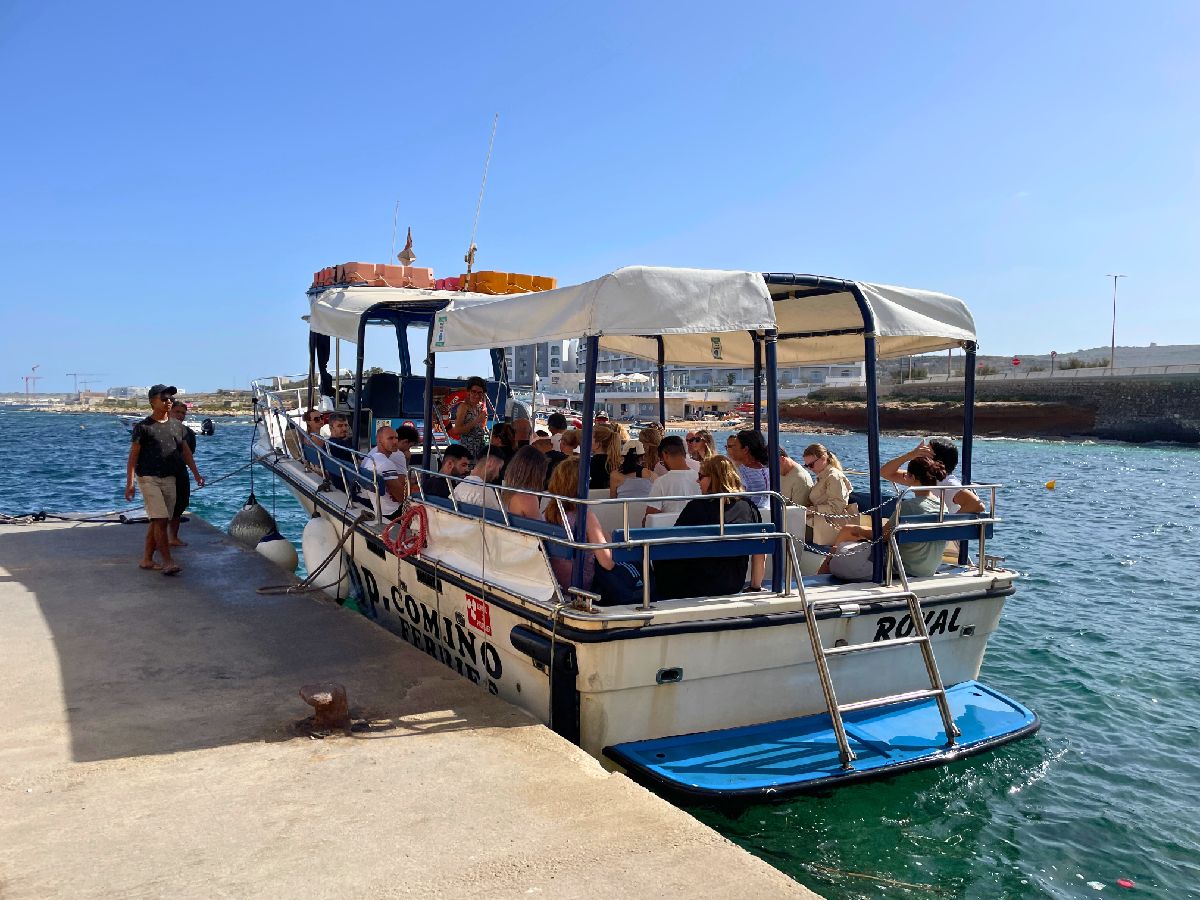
299,682,351,732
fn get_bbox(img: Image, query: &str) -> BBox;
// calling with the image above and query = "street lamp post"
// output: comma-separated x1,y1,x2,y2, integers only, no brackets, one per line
1106,274,1126,374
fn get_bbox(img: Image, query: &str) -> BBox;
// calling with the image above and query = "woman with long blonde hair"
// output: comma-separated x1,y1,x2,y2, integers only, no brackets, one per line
544,459,615,592
803,442,854,544
637,425,662,474
654,455,764,599
588,423,623,490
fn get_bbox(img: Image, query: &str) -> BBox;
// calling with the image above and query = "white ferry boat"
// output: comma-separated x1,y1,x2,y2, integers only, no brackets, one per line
252,265,1037,799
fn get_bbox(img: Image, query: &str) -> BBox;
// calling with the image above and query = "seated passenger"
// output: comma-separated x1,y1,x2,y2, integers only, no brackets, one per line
452,454,504,508
778,447,813,507
559,428,581,456
423,444,472,499
688,429,716,466
543,458,615,593
725,430,771,511
880,437,984,514
490,421,517,458
500,445,548,519
644,435,702,520
508,397,532,446
609,440,655,499
301,409,326,449
803,442,854,544
326,414,355,463
588,424,622,490
530,430,567,485
654,455,762,600
546,412,569,452
637,426,663,476
364,425,413,519
823,457,950,581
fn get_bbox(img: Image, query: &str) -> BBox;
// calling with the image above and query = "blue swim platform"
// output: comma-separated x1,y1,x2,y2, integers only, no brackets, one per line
604,681,1038,799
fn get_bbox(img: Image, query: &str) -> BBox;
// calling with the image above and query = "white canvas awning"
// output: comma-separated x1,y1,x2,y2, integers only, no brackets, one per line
308,286,500,344
432,267,777,363
334,267,977,366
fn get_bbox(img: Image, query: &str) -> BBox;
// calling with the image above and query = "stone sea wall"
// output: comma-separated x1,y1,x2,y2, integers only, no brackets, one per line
791,374,1200,443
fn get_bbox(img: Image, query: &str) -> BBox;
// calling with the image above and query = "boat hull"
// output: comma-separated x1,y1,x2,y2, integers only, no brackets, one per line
270,456,1015,763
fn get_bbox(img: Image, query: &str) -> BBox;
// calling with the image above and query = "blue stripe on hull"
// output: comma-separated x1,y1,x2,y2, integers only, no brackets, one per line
604,681,1038,799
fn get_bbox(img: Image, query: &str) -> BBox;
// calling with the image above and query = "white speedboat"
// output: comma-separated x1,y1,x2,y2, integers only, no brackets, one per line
252,265,1036,799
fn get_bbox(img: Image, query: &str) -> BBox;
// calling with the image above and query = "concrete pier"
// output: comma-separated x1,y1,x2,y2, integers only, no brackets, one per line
0,519,816,898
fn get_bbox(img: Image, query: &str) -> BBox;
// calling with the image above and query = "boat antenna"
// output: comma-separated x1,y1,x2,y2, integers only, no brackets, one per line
390,200,400,262
463,112,499,290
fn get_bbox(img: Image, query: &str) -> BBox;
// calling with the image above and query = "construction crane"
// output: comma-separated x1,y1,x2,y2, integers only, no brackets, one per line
66,372,105,400
22,365,42,402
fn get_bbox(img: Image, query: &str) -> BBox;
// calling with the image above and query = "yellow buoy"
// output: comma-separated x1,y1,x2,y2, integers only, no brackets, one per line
1045,480,1057,490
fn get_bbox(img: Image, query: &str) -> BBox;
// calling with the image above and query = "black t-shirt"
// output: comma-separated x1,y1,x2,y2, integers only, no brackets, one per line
131,417,189,477
654,497,761,600
589,454,610,490
422,473,452,499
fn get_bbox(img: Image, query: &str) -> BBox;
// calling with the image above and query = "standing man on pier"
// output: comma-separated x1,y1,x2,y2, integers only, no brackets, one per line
124,385,204,575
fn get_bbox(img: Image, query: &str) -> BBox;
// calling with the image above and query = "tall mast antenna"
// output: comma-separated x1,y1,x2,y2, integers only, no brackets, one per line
390,200,401,262
463,113,499,288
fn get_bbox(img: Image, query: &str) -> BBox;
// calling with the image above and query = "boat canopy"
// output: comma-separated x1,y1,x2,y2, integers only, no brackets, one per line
433,267,776,363
432,266,975,365
308,286,500,344
765,277,976,364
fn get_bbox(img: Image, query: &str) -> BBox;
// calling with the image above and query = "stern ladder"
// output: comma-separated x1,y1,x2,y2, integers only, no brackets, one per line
793,535,961,769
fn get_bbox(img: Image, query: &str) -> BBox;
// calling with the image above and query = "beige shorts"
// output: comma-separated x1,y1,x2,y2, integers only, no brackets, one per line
138,475,177,520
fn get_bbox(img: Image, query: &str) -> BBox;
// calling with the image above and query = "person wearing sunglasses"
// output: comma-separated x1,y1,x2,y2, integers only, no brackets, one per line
301,409,327,449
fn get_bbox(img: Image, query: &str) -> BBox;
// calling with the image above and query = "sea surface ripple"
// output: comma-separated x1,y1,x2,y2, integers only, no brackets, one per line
2,409,1198,898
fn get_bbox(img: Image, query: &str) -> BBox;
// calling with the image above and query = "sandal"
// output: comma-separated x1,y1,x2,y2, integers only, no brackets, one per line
161,565,183,576
139,562,162,571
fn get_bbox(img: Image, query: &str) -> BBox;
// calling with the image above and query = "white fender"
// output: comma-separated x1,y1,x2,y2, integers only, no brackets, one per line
256,530,299,572
301,516,351,601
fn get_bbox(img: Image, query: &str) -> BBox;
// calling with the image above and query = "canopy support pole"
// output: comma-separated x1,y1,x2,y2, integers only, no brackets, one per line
752,335,763,433
849,286,884,583
960,342,977,564
352,326,365,450
656,336,666,426
764,329,783,592
572,336,600,590
306,333,316,413
422,339,436,471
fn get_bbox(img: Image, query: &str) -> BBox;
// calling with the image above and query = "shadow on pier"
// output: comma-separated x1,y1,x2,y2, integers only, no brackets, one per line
0,519,528,762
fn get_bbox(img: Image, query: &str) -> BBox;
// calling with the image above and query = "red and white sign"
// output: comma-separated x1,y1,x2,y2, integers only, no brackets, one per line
1012,357,1021,367
1050,350,1058,358
466,593,492,636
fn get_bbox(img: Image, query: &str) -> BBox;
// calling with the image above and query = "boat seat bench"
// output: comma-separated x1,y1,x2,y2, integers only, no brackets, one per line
420,495,575,559
610,524,775,564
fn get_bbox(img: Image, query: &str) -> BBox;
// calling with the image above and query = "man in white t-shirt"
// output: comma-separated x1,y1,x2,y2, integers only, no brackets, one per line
452,455,504,508
547,412,568,452
365,426,409,518
644,435,702,521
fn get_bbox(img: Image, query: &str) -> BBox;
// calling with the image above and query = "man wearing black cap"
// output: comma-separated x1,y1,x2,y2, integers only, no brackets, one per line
124,384,205,575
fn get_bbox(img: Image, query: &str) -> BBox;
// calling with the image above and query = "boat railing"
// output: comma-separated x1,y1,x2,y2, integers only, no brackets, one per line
255,389,393,527
412,465,821,608
883,483,1003,581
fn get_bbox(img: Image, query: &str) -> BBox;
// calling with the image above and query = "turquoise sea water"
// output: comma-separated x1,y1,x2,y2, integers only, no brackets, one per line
2,408,1198,898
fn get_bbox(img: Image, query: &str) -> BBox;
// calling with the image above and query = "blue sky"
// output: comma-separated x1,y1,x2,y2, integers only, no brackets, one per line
2,2,1197,393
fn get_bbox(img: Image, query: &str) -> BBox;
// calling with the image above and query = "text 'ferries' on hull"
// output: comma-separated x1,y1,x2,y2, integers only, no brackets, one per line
252,262,1038,800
